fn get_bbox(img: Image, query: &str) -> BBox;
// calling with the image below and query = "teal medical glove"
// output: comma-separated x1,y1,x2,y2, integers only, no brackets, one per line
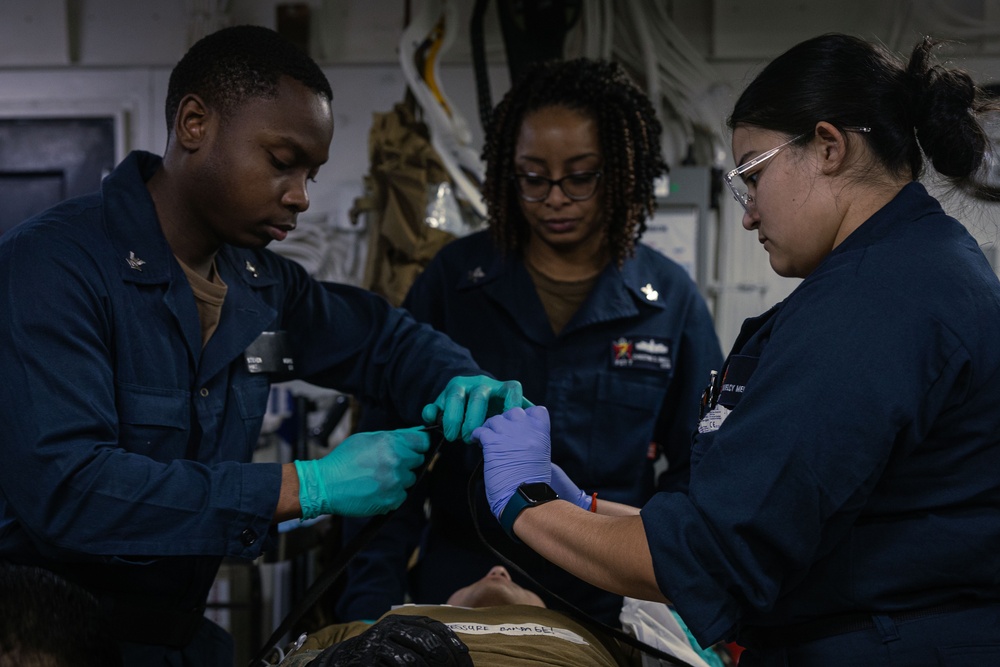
422,375,533,443
471,406,551,519
294,427,430,519
550,462,592,511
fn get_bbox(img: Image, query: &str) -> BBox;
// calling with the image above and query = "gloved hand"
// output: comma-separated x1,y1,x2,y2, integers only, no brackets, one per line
294,427,430,519
422,375,533,443
313,614,472,667
550,462,592,510
471,406,551,519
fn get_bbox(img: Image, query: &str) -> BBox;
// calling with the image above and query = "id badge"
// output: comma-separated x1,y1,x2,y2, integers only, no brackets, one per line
245,331,295,378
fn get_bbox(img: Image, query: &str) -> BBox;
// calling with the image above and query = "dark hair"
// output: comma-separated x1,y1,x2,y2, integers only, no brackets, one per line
728,33,1000,197
165,24,332,132
0,563,122,667
482,58,667,267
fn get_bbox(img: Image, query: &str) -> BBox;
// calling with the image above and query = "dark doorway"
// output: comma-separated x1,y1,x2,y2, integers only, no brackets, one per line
0,117,116,235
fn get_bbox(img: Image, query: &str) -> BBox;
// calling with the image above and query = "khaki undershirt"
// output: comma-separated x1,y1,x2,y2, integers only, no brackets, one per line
524,261,599,335
176,258,228,347
287,604,634,667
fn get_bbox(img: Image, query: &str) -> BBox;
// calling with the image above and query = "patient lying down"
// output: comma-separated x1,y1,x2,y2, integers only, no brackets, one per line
275,565,720,666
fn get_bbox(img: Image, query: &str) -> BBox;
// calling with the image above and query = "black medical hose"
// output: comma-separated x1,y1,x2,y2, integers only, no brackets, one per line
466,455,705,667
249,429,704,667
248,424,446,667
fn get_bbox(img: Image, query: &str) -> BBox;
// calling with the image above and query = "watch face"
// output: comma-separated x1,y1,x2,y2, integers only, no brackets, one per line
519,482,559,503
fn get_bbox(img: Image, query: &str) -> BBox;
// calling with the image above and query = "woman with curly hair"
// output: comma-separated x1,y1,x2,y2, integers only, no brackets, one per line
339,57,721,627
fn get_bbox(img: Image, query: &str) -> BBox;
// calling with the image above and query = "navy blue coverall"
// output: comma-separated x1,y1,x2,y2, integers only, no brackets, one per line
642,183,1000,665
338,229,722,625
0,151,484,661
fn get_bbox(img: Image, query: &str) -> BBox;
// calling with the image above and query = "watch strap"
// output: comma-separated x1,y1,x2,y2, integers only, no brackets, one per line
499,483,557,541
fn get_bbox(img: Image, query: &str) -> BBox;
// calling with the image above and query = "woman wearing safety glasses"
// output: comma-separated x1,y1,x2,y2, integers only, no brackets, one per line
337,58,722,629
473,33,1000,665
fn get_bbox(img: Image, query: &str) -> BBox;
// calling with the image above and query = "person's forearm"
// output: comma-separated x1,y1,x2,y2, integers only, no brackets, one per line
273,463,302,524
591,497,643,517
513,500,669,602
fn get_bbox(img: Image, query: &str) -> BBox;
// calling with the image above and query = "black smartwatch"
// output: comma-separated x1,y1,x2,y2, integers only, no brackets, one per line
499,482,559,540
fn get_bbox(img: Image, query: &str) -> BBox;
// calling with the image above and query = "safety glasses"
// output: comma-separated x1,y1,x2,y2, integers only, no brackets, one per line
724,133,808,214
725,127,871,214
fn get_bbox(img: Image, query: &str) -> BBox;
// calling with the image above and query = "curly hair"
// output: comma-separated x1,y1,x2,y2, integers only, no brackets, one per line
165,24,332,133
481,58,667,267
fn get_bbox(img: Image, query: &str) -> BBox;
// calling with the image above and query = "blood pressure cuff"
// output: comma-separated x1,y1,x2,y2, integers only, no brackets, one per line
311,614,472,666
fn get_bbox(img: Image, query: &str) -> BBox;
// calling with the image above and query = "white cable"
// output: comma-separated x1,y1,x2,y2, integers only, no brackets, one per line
599,0,614,59
561,2,735,167
565,0,599,59
625,1,663,133
398,0,487,220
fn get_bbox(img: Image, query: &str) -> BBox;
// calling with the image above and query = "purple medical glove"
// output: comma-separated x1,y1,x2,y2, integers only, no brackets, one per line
550,462,591,510
472,406,552,519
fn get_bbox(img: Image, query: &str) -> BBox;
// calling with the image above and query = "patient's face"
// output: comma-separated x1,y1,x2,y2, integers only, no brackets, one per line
446,566,546,608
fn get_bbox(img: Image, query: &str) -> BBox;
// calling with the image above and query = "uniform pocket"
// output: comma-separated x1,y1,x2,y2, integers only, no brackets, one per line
232,376,271,420
585,374,668,494
232,376,272,456
116,382,190,460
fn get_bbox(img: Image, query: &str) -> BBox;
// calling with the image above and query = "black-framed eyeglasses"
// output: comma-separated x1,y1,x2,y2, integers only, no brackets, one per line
512,171,602,202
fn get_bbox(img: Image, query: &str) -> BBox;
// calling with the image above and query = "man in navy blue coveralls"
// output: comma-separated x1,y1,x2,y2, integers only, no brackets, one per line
0,25,525,666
